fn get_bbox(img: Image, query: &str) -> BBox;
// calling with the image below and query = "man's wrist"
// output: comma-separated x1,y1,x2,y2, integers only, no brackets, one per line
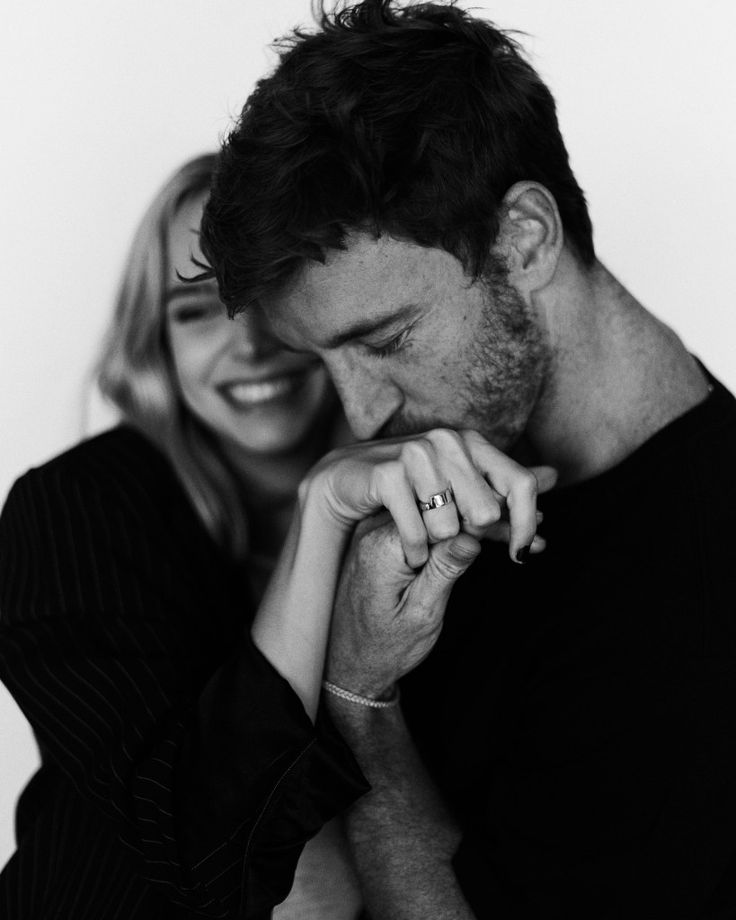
323,679,400,709
324,665,398,702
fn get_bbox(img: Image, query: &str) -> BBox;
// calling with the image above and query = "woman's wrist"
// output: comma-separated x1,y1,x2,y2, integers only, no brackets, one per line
250,470,354,721
297,466,357,539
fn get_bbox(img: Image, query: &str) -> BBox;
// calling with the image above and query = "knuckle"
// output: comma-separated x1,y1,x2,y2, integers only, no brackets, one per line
461,519,489,539
373,459,405,490
514,468,539,496
400,438,434,467
459,428,488,449
426,427,466,460
429,518,460,541
425,427,458,448
464,499,501,527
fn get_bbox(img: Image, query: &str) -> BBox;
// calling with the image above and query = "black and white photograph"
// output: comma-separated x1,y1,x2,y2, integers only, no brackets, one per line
1,1,735,917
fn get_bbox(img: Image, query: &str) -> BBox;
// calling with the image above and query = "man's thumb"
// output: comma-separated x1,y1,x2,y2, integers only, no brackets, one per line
424,533,482,590
447,533,482,565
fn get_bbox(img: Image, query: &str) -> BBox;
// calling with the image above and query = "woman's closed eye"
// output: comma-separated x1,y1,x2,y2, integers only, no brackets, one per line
170,302,222,324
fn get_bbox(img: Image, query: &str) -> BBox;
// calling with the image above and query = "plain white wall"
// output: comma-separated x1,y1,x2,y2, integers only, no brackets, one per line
1,0,734,871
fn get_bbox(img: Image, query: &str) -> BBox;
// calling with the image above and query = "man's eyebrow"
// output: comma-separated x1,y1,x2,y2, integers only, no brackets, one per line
320,304,418,350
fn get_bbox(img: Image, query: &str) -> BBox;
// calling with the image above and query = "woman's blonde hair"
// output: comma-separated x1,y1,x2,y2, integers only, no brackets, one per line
96,153,249,558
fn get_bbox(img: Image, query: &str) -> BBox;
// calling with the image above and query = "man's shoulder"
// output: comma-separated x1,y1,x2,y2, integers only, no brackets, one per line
682,368,736,478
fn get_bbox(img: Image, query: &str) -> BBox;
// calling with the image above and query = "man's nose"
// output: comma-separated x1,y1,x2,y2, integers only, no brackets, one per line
327,356,403,441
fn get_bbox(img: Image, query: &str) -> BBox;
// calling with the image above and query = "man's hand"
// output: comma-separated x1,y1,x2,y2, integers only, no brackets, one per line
324,512,480,919
326,512,481,699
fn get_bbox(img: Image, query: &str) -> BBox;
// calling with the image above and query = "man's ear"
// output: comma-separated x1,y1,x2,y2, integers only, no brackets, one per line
495,181,563,293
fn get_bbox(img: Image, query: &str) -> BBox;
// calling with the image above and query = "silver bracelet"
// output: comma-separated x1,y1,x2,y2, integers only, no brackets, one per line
322,680,400,709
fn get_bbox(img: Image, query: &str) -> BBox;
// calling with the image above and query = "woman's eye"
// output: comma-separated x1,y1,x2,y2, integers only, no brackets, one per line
172,303,220,324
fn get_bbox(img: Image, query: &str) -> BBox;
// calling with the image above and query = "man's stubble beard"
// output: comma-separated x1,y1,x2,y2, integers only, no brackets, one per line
380,271,551,451
465,271,551,452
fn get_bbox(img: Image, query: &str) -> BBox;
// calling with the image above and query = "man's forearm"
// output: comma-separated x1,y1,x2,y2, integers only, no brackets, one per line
327,696,477,920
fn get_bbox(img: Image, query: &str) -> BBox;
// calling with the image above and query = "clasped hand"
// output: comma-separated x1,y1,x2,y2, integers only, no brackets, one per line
303,428,557,700
306,427,556,566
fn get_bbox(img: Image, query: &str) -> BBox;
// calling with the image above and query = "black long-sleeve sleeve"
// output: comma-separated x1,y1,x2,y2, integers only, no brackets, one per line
400,373,736,918
0,427,368,919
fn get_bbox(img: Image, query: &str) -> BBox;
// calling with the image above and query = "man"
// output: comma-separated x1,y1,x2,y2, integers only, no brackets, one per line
200,1,736,916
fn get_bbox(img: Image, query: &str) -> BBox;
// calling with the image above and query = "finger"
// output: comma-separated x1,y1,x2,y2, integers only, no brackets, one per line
419,430,503,537
369,461,430,569
410,533,482,615
530,534,546,554
481,520,546,553
506,467,555,561
418,490,462,543
460,431,541,562
447,465,503,538
399,439,463,544
528,464,558,494
504,473,540,563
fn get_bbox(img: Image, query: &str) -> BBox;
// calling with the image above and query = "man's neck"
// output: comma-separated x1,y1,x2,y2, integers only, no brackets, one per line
525,259,710,486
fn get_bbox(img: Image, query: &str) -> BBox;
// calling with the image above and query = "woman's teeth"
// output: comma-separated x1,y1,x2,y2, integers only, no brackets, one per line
223,377,295,406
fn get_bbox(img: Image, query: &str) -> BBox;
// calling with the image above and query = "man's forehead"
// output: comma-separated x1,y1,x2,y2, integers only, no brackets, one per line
264,233,459,348
261,271,328,350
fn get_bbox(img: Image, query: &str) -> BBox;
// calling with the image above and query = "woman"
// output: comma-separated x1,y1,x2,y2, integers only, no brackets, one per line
0,154,550,919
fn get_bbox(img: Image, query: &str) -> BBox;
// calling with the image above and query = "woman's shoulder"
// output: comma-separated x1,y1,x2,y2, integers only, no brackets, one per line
0,426,231,618
0,426,247,630
11,424,173,491
1,424,187,536
21,424,168,482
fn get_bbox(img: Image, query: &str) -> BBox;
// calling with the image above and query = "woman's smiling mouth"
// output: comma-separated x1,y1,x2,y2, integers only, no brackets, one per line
218,371,308,407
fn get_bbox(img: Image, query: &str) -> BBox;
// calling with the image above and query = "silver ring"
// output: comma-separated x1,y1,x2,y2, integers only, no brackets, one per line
417,487,455,512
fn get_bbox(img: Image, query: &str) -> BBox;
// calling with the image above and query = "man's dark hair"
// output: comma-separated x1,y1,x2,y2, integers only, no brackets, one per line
200,0,595,314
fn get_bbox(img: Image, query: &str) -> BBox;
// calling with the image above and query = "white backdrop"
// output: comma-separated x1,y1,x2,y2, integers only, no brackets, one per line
1,0,734,871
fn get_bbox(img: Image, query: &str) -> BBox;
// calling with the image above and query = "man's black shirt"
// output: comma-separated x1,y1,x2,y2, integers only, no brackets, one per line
402,364,736,918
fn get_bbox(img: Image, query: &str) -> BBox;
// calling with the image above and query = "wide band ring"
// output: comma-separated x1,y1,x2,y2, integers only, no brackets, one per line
417,486,455,513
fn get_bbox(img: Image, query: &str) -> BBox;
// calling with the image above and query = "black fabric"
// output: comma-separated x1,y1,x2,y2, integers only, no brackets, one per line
401,364,736,918
0,425,369,919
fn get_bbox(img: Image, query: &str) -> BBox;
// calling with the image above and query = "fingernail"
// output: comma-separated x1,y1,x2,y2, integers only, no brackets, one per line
449,536,481,563
515,545,531,564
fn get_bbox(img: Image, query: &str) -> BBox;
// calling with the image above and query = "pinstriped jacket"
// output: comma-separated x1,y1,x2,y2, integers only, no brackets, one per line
0,426,367,919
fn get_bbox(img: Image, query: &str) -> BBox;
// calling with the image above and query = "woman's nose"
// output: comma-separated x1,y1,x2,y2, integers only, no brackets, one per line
229,309,282,361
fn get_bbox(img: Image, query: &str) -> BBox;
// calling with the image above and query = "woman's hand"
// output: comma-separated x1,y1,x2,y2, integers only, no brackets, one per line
302,428,556,567
254,428,555,720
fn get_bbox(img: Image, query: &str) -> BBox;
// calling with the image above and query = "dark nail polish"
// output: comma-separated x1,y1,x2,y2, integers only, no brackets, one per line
515,545,531,564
